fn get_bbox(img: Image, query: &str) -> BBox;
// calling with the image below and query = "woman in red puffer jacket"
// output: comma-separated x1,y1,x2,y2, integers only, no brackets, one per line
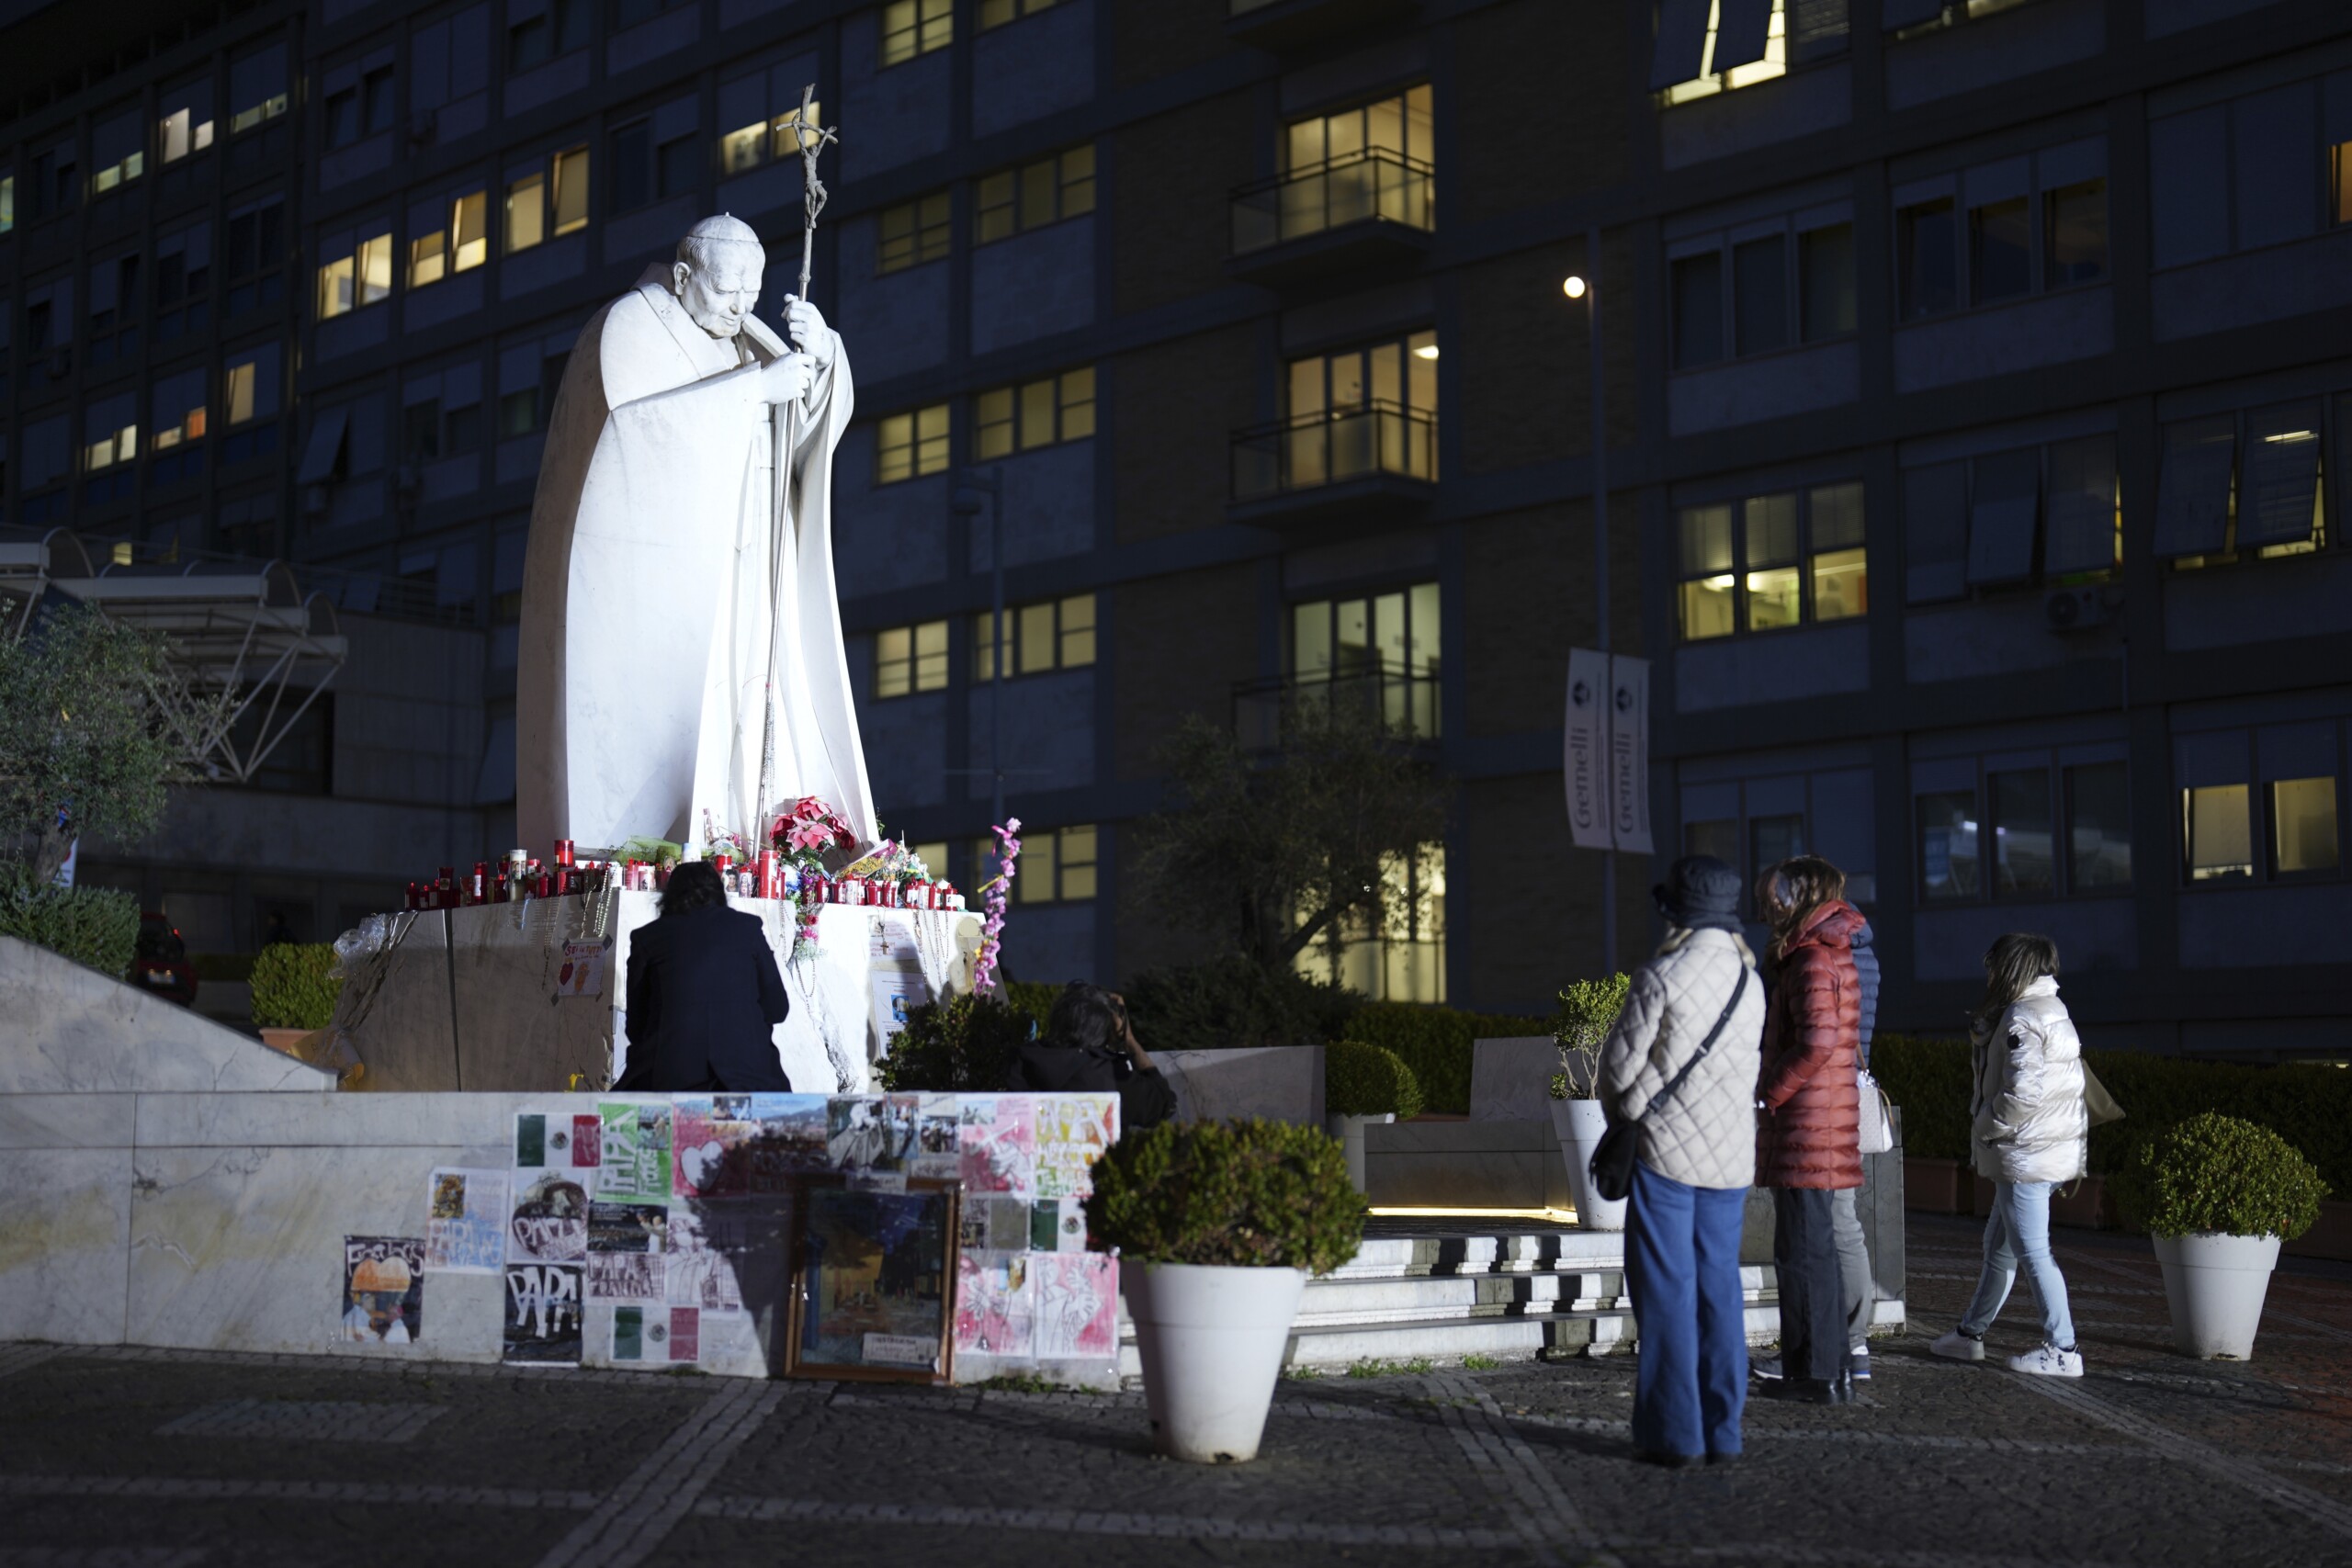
1755,856,1865,1405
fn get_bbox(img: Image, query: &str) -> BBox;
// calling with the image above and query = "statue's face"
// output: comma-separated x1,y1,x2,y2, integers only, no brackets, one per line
672,247,763,340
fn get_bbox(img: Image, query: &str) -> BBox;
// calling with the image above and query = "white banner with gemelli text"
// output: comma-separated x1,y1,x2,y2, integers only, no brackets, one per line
1562,649,1652,855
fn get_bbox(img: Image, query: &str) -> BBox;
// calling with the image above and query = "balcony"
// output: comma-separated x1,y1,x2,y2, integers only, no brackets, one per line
1227,0,1416,51
1233,667,1442,751
1229,401,1438,533
1227,149,1435,288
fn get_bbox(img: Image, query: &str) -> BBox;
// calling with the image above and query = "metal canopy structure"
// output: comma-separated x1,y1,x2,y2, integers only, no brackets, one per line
0,527,349,787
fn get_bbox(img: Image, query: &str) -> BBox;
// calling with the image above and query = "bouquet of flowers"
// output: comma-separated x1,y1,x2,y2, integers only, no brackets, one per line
700,811,756,867
771,795,858,961
773,795,858,862
971,817,1022,996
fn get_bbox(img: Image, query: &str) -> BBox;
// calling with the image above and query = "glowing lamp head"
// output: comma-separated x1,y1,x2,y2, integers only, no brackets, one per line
1562,276,1588,299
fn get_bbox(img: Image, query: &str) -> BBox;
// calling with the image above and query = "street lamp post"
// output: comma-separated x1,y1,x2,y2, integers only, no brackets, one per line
1565,236,1614,975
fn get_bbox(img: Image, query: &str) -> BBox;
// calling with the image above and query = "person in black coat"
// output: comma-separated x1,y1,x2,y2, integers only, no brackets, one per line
614,861,792,1093
1007,982,1176,1132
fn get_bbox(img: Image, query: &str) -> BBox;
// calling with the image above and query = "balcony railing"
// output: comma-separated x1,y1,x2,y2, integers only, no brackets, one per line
1230,148,1436,258
1231,401,1438,504
1233,666,1442,750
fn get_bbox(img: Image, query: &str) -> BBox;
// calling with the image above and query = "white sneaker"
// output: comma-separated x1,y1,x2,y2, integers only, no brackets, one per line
1928,1330,1985,1362
2007,1342,2084,1378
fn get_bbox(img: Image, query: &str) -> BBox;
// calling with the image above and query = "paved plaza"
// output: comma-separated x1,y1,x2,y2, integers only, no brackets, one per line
4,1216,2350,1568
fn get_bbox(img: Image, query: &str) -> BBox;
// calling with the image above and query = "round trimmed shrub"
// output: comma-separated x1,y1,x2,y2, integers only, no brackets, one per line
2110,1112,2328,1241
1084,1117,1364,1275
250,942,343,1030
1326,1039,1424,1120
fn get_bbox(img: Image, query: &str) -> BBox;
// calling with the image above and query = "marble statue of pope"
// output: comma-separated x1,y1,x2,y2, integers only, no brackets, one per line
516,214,876,860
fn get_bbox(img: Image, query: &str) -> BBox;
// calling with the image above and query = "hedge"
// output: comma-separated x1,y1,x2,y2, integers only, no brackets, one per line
249,942,342,1031
1869,1033,2352,1196
0,874,140,976
1326,1039,1425,1120
1341,1002,1550,1116
875,992,1037,1092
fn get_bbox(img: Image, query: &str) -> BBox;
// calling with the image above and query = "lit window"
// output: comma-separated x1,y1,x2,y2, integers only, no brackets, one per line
1286,584,1440,739
877,192,951,275
1008,825,1098,904
1294,845,1445,1003
720,93,821,175
974,146,1094,245
89,109,145,195
875,404,950,485
1677,482,1865,640
973,593,1097,682
1245,85,1434,246
974,367,1094,459
152,367,209,450
2182,784,2252,882
0,175,13,234
552,147,591,235
229,44,289,134
879,0,952,67
159,103,215,164
978,0,1057,28
2335,141,2352,227
507,174,546,253
874,620,949,698
83,404,138,471
1261,333,1438,495
2270,777,2340,876
317,231,392,318
223,347,279,426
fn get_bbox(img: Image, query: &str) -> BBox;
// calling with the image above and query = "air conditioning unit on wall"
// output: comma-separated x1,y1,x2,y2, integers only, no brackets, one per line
2045,586,2109,633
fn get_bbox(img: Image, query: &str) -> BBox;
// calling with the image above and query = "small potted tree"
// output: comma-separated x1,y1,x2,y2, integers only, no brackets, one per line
1548,974,1630,1230
1324,1040,1423,1192
1085,1118,1363,1462
251,942,343,1054
2112,1112,2328,1360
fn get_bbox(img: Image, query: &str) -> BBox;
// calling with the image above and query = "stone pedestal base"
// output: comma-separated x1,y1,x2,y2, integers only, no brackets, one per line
331,892,985,1093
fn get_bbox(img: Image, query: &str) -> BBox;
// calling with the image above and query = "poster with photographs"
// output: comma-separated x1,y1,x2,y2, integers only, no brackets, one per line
788,1181,958,1382
910,1095,960,1181
826,1094,914,1170
503,1262,583,1364
507,1171,590,1264
423,1168,507,1273
665,1204,748,1316
585,1200,668,1303
339,1235,425,1344
745,1092,830,1190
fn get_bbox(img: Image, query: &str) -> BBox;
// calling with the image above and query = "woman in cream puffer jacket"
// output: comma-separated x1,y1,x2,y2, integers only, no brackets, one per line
1931,934,2089,1379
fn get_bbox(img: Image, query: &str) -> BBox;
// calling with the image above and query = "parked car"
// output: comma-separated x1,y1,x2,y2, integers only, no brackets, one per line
130,912,198,1008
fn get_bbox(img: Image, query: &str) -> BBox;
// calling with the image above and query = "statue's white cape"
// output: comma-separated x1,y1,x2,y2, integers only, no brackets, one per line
516,265,876,857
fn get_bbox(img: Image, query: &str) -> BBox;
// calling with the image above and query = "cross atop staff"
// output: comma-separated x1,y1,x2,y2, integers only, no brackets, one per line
786,83,837,303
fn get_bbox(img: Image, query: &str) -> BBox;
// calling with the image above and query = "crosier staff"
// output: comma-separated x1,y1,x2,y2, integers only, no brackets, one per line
757,85,840,845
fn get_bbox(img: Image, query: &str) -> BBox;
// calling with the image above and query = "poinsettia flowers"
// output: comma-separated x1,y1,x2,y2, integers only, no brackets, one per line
773,795,857,858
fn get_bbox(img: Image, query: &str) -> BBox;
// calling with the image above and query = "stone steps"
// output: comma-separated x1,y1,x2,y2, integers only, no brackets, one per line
1113,1226,1905,1380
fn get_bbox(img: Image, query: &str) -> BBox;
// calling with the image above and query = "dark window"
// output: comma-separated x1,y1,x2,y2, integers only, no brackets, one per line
446,401,485,451
1989,769,2054,897
610,120,651,211
656,134,697,197
1798,222,1855,341
2044,179,2108,286
225,199,286,316
325,86,360,148
2066,763,2132,890
500,388,539,437
1970,197,2031,304
403,400,442,460
1917,790,1980,900
1671,250,1724,368
1732,234,1788,355
1899,198,1957,319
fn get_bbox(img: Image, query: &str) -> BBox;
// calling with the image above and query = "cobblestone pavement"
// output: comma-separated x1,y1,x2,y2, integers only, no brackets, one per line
6,1216,2352,1567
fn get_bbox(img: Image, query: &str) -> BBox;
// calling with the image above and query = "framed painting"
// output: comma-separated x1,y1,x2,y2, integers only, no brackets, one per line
784,1178,959,1383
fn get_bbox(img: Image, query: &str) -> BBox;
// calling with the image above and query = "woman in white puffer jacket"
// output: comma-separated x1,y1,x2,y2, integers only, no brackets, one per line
1930,934,2088,1377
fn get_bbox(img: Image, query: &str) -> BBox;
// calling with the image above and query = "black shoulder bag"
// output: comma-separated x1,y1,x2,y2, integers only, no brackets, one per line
1588,966,1749,1204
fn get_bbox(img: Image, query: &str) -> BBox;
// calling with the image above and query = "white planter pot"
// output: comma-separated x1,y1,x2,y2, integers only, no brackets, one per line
1551,1099,1627,1231
1122,1260,1306,1463
2152,1231,2281,1360
1325,1112,1395,1192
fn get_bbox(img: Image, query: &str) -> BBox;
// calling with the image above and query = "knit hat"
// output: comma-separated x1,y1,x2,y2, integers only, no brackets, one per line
1653,855,1743,932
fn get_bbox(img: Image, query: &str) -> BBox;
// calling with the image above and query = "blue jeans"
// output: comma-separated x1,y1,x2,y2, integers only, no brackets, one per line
1625,1161,1748,1459
1960,1179,2076,1350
